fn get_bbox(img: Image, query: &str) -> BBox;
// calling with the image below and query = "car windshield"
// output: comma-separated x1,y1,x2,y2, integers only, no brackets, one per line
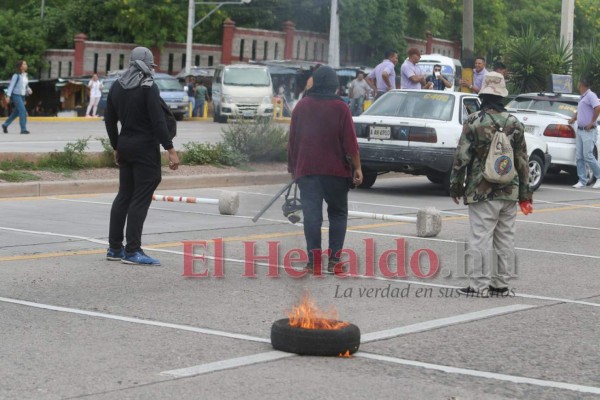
155,78,184,91
224,68,270,86
507,97,578,117
363,91,455,121
102,80,115,94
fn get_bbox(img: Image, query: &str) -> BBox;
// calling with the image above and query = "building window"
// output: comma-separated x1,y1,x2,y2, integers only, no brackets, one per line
93,53,99,73
58,61,62,77
321,43,325,60
195,55,200,66
168,54,174,74
119,54,124,69
296,40,300,59
239,39,245,61
68,62,72,77
182,53,186,69
313,42,317,60
105,54,112,73
251,40,257,60
263,41,268,60
208,55,214,66
305,41,308,60
47,61,52,78
274,43,279,59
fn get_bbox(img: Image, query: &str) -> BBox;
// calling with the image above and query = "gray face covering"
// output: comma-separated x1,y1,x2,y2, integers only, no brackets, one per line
118,47,156,90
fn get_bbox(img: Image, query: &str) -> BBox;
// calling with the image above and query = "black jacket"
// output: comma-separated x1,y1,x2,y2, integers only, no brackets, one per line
105,82,173,152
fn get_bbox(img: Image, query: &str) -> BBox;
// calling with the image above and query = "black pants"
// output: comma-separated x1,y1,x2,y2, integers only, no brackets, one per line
297,175,349,264
109,146,162,253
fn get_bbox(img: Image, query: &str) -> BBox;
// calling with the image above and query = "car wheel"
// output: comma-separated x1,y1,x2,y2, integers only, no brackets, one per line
271,318,360,356
426,172,443,184
358,169,377,189
528,153,545,191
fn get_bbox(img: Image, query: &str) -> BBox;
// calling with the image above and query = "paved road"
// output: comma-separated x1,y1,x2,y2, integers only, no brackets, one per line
1,174,599,399
0,119,267,153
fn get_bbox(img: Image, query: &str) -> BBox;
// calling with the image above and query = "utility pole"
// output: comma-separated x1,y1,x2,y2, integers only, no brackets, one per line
560,0,574,54
328,0,340,67
462,0,474,69
185,0,251,75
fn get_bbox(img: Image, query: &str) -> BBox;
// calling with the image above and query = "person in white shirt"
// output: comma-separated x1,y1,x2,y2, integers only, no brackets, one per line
2,60,32,134
86,73,104,117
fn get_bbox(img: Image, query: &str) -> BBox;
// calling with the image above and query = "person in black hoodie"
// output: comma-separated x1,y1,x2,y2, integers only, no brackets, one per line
104,47,180,266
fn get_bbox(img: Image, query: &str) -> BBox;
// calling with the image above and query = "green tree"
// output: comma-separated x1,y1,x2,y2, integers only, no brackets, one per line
0,9,47,78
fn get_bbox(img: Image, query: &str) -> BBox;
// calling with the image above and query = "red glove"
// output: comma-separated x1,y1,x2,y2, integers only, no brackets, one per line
519,200,533,215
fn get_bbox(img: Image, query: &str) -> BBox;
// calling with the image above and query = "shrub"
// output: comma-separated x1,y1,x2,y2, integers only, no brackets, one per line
0,159,36,170
0,171,41,182
221,118,287,162
181,142,247,166
574,43,600,94
503,26,572,94
38,137,91,170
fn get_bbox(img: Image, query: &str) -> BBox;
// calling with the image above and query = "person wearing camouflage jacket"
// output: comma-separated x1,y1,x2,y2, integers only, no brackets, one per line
449,72,533,297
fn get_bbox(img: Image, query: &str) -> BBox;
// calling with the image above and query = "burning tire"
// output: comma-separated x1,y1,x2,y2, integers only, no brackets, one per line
271,318,360,356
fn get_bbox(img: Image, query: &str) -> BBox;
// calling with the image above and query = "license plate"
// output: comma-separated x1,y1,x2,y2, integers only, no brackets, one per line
524,125,535,133
369,126,391,139
243,110,254,117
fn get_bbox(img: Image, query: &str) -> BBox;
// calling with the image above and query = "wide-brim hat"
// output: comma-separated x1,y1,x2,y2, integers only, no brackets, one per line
479,71,508,97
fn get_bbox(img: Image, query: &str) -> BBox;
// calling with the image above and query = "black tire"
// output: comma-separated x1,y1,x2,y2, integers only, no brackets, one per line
212,106,220,123
358,169,377,189
174,113,184,121
271,318,360,356
426,172,443,184
528,153,545,191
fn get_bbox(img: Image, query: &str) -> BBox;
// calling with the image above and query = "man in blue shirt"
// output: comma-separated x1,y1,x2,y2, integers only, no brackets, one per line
366,50,398,99
460,57,487,93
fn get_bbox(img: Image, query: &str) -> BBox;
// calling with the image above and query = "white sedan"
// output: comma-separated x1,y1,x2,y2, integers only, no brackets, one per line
354,90,551,192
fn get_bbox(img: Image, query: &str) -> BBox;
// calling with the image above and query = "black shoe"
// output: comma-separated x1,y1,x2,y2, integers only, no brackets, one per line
489,286,510,295
20,130,30,134
326,260,347,275
2,125,7,134
457,286,489,298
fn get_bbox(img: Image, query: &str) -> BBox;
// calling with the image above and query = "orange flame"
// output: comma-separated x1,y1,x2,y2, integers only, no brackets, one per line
287,293,349,330
338,350,351,358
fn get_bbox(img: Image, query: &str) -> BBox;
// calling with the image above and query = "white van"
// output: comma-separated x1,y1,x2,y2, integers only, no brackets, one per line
417,54,462,91
212,64,274,123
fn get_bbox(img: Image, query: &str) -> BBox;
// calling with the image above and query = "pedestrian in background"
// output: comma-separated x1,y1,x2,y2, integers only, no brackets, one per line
194,80,208,117
400,47,431,90
104,47,180,266
186,77,196,117
2,60,32,134
86,73,104,117
288,66,363,275
366,50,398,99
460,56,487,93
568,77,600,189
426,63,452,91
348,72,370,116
450,72,533,297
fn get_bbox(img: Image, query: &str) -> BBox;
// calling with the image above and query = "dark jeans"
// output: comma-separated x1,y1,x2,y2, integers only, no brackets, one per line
297,175,349,264
109,146,162,253
3,94,27,132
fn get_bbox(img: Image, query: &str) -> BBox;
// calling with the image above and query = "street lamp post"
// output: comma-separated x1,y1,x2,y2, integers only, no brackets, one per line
185,0,251,76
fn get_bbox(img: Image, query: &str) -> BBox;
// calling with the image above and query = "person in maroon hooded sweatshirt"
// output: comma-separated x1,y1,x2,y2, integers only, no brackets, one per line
288,65,363,275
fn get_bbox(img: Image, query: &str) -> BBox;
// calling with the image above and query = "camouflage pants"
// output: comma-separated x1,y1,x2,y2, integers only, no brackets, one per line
466,200,517,291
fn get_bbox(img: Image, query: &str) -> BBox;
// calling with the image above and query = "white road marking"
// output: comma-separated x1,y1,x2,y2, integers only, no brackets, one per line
161,351,293,378
361,304,534,343
0,296,270,344
535,199,600,209
356,352,600,395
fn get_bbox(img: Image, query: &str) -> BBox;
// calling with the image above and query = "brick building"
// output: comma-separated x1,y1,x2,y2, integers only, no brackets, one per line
42,21,459,79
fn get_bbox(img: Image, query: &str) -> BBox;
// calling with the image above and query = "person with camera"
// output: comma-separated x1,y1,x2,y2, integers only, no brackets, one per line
288,66,362,275
2,60,32,134
426,64,452,91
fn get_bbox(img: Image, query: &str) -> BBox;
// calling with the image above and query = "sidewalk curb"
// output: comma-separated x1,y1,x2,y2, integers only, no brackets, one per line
0,172,291,198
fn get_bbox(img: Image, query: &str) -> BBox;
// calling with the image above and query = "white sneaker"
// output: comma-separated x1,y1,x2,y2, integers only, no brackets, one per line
593,181,600,189
573,182,586,189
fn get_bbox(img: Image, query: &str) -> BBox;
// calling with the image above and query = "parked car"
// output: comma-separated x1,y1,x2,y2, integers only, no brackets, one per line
506,92,599,180
353,89,551,192
97,72,189,120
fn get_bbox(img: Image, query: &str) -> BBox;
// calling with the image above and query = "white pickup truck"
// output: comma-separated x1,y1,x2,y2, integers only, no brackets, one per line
506,92,599,181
